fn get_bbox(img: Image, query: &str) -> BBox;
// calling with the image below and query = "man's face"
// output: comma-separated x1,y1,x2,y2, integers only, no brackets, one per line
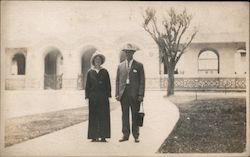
124,50,135,61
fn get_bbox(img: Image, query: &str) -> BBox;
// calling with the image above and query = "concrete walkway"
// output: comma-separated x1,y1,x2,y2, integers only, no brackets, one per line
1,91,179,156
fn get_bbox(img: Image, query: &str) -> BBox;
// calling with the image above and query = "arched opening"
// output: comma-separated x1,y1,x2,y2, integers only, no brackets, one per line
198,49,219,75
78,47,96,90
11,53,26,75
44,48,63,89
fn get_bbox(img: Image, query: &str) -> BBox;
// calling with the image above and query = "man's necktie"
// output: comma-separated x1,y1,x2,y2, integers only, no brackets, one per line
126,61,130,84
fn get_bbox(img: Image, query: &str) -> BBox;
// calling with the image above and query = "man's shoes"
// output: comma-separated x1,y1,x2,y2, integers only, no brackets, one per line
134,138,140,143
119,137,129,142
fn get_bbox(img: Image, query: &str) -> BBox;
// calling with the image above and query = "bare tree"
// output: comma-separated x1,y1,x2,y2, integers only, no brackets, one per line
142,7,197,96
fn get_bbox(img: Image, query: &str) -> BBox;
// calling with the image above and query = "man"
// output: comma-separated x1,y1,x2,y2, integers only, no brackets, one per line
115,43,145,143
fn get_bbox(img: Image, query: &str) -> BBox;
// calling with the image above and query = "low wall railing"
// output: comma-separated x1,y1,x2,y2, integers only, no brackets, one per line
5,78,26,90
44,74,63,90
160,77,246,91
5,76,246,92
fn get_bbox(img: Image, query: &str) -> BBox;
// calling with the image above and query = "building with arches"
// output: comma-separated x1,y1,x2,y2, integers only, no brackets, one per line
1,1,248,117
165,41,247,91
174,42,247,77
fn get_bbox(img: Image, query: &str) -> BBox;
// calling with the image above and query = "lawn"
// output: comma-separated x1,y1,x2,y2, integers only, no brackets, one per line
5,102,117,147
158,96,246,153
5,107,88,147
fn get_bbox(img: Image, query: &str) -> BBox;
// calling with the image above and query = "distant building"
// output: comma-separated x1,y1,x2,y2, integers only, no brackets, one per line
4,35,247,91
1,1,248,117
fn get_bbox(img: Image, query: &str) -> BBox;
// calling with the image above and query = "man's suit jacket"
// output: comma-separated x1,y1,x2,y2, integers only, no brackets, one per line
115,60,145,101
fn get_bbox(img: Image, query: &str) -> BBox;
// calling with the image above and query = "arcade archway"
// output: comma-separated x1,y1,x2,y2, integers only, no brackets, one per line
44,48,63,89
77,47,97,89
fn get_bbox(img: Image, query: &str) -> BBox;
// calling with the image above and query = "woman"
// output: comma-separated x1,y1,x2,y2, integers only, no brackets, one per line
85,51,111,142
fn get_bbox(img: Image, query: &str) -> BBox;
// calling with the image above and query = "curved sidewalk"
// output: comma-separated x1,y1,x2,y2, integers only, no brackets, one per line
1,91,179,156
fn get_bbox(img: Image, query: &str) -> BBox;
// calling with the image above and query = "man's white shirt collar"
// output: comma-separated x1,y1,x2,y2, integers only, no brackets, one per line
125,59,134,68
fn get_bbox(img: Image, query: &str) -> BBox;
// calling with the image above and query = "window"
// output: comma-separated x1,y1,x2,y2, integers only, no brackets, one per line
240,52,246,57
235,49,247,75
198,50,219,74
238,49,246,62
12,53,26,75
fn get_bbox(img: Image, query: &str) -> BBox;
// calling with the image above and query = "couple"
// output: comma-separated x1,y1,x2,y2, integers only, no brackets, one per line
85,43,145,143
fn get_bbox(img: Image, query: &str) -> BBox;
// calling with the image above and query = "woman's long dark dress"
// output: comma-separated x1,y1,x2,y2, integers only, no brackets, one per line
85,68,111,139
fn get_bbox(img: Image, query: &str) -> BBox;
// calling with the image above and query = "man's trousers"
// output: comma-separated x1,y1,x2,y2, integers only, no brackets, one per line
120,85,140,139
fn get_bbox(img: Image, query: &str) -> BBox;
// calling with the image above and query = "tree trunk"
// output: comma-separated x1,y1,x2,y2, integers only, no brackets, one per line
167,64,175,96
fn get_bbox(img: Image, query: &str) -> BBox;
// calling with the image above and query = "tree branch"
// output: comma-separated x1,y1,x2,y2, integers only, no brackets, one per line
175,31,197,64
152,17,161,38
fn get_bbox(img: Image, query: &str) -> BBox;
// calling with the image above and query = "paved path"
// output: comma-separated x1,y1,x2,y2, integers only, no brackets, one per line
1,91,179,156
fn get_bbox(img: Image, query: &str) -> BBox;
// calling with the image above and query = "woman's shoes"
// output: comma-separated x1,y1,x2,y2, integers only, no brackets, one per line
91,138,107,142
91,139,98,142
100,138,107,142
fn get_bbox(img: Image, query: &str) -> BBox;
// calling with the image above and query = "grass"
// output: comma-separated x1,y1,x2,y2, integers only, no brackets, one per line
5,102,117,147
5,107,89,147
159,96,246,153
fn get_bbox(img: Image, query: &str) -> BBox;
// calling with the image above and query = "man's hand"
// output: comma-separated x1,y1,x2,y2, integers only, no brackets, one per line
138,96,143,102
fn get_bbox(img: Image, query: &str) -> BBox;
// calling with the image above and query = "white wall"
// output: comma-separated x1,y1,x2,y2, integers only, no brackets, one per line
175,42,247,77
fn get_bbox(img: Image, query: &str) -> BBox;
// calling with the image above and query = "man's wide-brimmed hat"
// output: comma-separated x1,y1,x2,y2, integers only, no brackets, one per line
91,50,106,66
121,43,140,52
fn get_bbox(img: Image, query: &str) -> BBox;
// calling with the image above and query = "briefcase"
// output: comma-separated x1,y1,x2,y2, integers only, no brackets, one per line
136,102,145,127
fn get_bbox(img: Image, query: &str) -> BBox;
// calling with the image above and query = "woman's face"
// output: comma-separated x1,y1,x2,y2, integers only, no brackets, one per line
94,56,102,66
